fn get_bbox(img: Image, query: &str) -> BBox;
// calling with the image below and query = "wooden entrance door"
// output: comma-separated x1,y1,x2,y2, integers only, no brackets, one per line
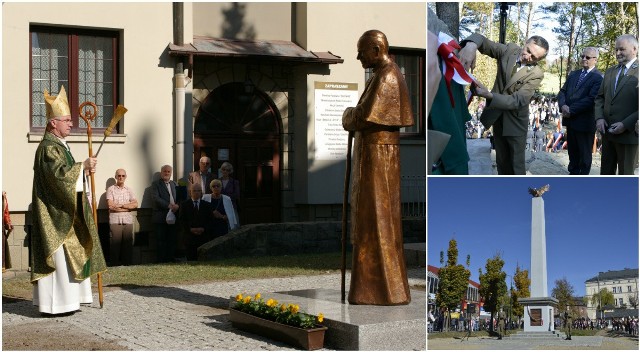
194,82,281,225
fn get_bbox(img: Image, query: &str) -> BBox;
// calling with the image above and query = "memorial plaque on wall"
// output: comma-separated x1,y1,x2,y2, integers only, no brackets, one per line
530,308,542,326
313,82,359,160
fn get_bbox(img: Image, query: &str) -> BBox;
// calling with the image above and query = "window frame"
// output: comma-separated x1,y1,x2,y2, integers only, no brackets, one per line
389,47,425,139
364,47,425,139
29,25,120,134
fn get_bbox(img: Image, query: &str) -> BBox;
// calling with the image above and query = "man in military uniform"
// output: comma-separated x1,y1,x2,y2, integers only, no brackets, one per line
564,305,573,340
498,307,507,339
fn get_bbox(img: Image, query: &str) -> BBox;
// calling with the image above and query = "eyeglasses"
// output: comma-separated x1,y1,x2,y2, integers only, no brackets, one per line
116,175,127,178
211,185,221,188
54,118,73,124
581,55,595,60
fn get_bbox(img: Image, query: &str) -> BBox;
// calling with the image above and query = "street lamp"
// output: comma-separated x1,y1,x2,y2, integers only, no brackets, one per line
597,271,604,321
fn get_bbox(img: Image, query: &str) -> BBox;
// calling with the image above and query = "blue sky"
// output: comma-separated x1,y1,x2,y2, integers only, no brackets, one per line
427,177,639,297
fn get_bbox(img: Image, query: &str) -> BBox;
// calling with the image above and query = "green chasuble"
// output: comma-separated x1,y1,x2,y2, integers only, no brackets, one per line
31,132,106,283
428,61,472,175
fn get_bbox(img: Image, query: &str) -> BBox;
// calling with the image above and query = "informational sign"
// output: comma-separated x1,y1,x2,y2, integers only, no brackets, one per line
314,82,358,160
217,148,229,161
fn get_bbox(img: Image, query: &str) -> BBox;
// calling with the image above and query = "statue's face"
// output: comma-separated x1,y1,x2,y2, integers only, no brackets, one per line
356,37,379,69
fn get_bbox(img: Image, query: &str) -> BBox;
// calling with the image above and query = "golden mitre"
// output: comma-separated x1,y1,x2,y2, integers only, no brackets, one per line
44,86,71,119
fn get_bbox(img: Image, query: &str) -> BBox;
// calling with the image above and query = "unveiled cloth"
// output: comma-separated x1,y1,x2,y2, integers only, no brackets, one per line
31,131,107,283
342,59,413,305
202,194,238,230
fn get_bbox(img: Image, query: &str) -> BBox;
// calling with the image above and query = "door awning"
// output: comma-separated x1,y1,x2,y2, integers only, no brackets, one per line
168,36,343,65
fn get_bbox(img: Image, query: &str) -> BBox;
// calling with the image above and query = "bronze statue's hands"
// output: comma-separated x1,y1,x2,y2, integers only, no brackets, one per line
170,203,179,212
473,80,493,100
608,122,625,134
596,119,608,134
458,42,477,72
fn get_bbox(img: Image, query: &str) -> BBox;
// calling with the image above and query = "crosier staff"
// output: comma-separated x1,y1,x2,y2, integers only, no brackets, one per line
94,105,128,158
78,102,104,308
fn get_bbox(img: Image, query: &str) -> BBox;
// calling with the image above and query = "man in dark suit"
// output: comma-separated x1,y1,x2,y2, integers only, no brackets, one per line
151,164,180,262
178,184,213,261
189,156,214,195
459,34,548,174
557,47,603,175
595,34,639,175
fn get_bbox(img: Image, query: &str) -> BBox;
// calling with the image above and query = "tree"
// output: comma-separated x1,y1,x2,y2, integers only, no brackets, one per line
511,265,530,321
591,288,615,319
436,238,471,332
551,277,577,316
628,291,639,309
478,253,507,333
436,2,460,41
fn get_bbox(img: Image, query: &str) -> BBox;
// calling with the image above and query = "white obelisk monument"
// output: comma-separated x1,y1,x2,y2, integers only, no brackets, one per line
519,186,558,332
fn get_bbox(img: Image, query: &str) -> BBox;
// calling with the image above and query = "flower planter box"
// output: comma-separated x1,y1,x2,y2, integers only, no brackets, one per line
229,308,327,350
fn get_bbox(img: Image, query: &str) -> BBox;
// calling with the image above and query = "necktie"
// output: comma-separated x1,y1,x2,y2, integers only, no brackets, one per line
511,61,520,77
166,182,175,204
615,65,626,92
193,200,198,211
576,70,587,88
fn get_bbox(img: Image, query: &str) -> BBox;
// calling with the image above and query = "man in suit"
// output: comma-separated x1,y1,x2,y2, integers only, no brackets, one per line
189,156,214,195
178,183,213,261
151,164,180,262
459,34,549,174
557,47,603,175
595,34,639,175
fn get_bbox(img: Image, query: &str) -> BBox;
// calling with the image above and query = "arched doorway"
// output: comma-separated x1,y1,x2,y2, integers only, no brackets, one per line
194,82,281,224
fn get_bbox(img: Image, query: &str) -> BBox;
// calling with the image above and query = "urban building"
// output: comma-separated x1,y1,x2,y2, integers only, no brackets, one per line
2,3,426,271
585,268,639,319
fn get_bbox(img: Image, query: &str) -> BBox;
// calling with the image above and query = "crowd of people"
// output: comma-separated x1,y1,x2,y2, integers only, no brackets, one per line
428,308,639,338
152,158,240,264
466,94,607,156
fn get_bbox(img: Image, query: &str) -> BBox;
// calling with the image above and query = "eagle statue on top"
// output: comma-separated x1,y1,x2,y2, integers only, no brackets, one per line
528,184,550,197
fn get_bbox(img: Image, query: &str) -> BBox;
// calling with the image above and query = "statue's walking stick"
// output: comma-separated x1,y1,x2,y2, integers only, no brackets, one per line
79,102,104,308
341,131,354,302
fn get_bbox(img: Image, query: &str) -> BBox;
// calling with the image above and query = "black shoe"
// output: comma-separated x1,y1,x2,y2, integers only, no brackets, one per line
40,309,79,317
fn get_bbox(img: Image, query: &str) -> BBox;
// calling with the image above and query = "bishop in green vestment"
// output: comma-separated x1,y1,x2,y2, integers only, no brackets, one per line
31,86,106,314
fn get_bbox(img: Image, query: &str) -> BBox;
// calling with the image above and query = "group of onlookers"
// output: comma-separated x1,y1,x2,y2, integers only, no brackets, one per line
143,158,241,264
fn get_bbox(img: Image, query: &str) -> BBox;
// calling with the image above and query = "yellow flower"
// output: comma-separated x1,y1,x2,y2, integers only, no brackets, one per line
317,313,324,323
254,293,261,300
243,296,251,304
266,298,276,307
290,304,300,314
235,294,243,302
280,304,287,312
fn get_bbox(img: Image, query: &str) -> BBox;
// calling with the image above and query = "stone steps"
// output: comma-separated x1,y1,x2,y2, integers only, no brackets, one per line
505,330,567,340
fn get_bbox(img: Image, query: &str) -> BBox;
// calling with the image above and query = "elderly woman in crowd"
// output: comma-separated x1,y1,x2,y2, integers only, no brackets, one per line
106,169,138,266
203,179,238,235
219,162,240,221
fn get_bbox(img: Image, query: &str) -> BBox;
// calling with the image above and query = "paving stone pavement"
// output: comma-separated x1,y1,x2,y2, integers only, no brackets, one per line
428,334,640,350
3,269,426,351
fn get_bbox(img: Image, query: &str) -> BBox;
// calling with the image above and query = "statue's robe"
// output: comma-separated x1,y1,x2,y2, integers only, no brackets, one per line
31,131,106,313
342,59,413,305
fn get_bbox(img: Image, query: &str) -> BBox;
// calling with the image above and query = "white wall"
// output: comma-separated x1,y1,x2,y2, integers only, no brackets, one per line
2,3,184,211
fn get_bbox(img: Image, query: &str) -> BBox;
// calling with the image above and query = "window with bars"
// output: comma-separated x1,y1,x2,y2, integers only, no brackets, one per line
30,26,119,132
364,48,425,138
